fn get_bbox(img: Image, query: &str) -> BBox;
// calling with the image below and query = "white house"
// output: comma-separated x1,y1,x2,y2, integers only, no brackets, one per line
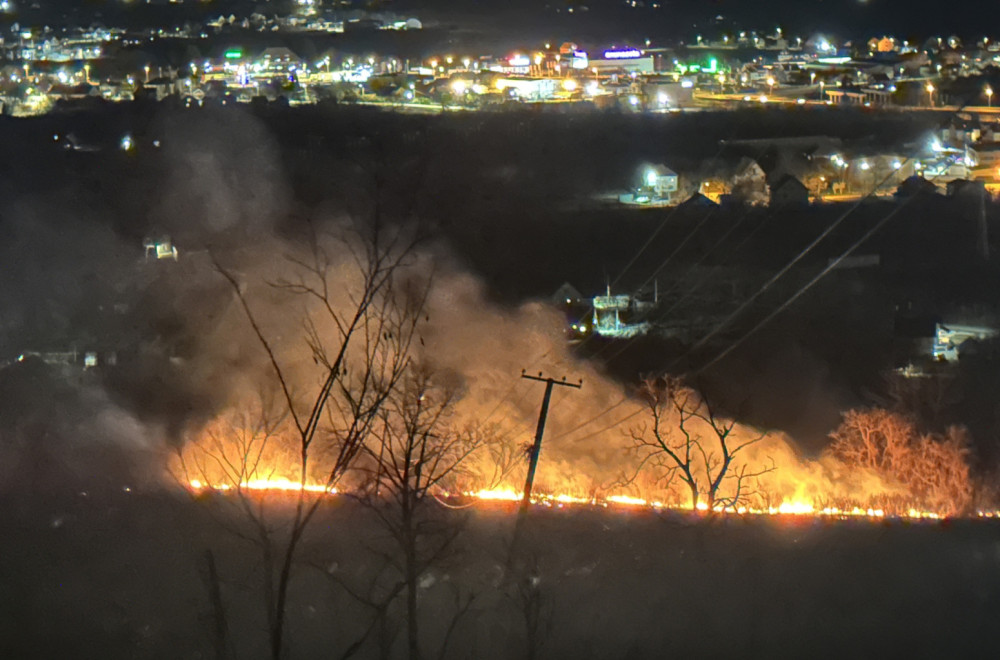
619,164,679,205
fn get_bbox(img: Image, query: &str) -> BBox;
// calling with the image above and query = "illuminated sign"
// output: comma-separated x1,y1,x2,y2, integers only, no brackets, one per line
571,50,589,70
224,49,242,59
508,54,531,67
603,48,642,59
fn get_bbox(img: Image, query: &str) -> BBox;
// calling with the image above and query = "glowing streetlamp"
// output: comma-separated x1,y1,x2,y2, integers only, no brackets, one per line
144,65,150,83
926,82,935,107
986,85,993,107
767,76,775,95
819,80,825,101
83,63,91,84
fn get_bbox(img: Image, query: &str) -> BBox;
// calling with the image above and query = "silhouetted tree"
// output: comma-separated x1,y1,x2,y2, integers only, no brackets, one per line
177,226,427,660
357,364,486,660
629,376,773,510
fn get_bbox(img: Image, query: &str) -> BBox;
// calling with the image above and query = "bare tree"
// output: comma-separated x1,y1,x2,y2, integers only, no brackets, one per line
629,376,773,510
830,408,972,515
177,228,427,660
356,364,486,660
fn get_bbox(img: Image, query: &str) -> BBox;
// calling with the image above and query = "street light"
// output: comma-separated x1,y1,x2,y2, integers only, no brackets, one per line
767,76,775,95
986,85,993,107
144,65,150,83
926,82,935,107
819,80,825,101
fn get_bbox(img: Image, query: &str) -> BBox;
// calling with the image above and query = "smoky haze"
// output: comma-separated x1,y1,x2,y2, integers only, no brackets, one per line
0,103,988,501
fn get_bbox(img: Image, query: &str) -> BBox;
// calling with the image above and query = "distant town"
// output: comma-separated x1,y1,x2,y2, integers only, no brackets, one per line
6,1,1000,203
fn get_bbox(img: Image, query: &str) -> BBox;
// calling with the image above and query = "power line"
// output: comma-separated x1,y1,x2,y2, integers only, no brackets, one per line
547,394,630,442
686,99,977,373
695,204,908,374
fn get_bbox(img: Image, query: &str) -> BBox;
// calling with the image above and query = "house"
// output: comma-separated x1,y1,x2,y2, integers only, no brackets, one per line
551,282,583,306
933,323,999,361
619,164,679,206
144,235,179,261
729,157,769,205
895,175,939,198
769,175,810,207
679,192,720,209
947,179,986,198
591,290,650,338
698,178,731,203
642,165,678,198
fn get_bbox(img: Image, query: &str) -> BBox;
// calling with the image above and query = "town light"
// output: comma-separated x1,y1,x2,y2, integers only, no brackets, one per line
562,79,577,92
450,79,467,94
986,85,993,107
926,81,935,107
645,169,658,187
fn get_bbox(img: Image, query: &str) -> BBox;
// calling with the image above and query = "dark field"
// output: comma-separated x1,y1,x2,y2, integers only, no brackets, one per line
2,488,998,659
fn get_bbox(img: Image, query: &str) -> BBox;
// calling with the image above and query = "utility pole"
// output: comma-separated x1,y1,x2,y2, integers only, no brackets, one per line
507,370,582,568
518,370,583,513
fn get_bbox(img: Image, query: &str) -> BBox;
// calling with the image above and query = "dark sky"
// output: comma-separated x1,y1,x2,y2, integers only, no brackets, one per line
15,0,1000,40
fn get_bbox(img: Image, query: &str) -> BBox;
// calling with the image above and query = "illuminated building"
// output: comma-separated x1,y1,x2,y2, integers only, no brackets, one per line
588,49,655,74
590,289,651,339
143,235,179,261
933,323,999,361
619,164,679,206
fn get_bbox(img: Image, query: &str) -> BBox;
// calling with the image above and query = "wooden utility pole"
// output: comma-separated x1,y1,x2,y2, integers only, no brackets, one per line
518,370,583,513
507,370,582,567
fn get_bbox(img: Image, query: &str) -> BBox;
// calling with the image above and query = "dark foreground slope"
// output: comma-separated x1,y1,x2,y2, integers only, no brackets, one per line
1,488,997,659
